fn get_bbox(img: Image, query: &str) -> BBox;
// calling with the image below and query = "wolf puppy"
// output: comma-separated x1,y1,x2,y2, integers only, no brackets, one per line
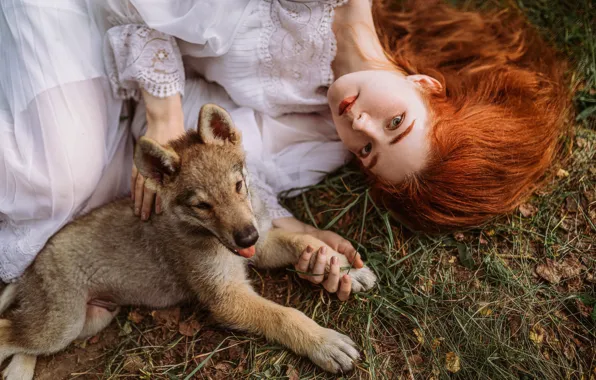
0,104,376,379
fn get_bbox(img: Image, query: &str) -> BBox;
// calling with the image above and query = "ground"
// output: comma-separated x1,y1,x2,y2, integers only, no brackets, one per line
30,0,595,379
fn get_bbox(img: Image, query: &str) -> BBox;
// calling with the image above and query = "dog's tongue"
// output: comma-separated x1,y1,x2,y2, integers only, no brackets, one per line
237,246,255,258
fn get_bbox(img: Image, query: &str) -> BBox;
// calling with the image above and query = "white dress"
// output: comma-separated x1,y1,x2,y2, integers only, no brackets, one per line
0,0,352,282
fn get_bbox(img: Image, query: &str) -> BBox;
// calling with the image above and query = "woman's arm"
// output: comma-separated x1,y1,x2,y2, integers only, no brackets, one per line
131,91,185,220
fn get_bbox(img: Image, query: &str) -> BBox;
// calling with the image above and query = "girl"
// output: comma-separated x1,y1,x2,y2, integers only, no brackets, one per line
0,0,571,299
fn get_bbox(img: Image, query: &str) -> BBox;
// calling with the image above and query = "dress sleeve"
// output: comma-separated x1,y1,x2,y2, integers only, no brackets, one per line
103,24,185,101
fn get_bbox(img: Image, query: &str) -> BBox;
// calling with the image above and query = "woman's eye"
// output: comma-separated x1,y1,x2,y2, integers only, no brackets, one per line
195,202,212,210
236,180,243,193
360,143,372,158
387,113,405,130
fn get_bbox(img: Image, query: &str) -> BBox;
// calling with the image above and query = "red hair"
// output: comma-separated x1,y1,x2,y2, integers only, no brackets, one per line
369,0,573,232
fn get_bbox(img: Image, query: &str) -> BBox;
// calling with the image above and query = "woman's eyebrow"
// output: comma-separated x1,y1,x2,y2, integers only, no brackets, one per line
389,119,415,145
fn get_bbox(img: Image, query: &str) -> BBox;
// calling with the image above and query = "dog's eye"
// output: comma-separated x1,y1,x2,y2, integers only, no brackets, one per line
236,180,243,193
195,202,212,210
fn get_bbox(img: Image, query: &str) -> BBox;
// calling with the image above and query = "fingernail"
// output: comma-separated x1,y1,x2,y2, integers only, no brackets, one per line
135,208,140,215
141,212,147,220
343,275,349,282
306,246,313,253
320,246,327,255
331,256,337,265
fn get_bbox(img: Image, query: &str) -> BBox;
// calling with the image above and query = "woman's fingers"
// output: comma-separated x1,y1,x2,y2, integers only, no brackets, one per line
323,256,341,293
309,247,327,284
295,246,314,279
337,275,352,301
131,164,139,201
134,174,145,216
141,185,156,221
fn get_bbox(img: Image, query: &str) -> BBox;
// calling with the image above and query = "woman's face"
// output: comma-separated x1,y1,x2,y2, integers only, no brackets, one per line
328,70,439,183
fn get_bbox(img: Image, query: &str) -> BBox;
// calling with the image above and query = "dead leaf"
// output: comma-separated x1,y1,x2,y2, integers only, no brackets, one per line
88,335,100,345
445,352,461,373
151,307,180,329
454,232,465,241
431,337,444,351
529,323,545,345
559,255,583,278
478,303,494,317
565,196,579,213
119,321,133,336
536,259,562,284
286,365,299,380
576,299,593,318
479,236,488,245
519,203,538,218
508,315,521,339
128,309,144,324
409,354,424,367
122,355,145,373
448,256,456,264
413,328,425,345
179,318,201,337
556,168,569,178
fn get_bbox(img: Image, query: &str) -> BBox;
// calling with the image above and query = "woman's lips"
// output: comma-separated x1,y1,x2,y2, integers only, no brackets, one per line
338,95,358,116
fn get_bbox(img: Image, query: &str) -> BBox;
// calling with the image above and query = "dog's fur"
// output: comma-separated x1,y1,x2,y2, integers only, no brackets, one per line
0,104,376,379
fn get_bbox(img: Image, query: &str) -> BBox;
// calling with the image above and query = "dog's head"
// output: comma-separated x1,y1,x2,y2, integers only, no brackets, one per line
134,104,258,258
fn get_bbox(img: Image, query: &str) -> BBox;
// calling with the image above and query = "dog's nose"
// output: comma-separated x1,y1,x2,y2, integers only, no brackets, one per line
233,225,259,248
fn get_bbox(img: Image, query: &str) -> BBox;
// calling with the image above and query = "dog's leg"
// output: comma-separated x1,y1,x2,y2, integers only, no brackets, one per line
2,354,36,380
252,229,377,292
77,304,120,340
208,284,359,373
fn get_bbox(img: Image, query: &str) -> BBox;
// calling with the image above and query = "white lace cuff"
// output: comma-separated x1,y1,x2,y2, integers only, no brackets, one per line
104,25,185,101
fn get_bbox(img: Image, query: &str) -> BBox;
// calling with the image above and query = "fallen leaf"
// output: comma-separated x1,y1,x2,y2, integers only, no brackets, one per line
286,365,299,380
457,243,474,269
565,196,579,213
556,168,569,178
536,259,562,284
559,255,583,278
454,232,465,241
519,203,538,218
89,335,100,345
529,323,545,345
479,236,488,245
413,328,425,345
445,352,461,373
508,315,521,339
448,256,457,264
478,303,494,317
179,318,201,337
151,307,180,329
122,355,145,373
128,309,144,324
119,321,133,336
576,299,593,318
431,337,444,351
409,354,424,366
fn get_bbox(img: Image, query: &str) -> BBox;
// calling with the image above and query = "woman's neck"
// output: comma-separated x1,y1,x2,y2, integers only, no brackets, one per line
332,0,396,79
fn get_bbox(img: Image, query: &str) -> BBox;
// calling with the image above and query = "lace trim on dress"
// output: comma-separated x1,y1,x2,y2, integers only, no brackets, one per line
104,25,185,101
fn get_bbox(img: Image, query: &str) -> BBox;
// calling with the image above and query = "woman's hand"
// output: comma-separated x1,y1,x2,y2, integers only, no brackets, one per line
132,90,185,220
273,217,364,301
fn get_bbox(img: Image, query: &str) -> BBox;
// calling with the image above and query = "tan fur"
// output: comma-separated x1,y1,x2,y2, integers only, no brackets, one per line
0,104,376,379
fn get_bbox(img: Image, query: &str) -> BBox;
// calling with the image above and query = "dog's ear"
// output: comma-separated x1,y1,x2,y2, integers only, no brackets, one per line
134,137,181,186
197,104,241,145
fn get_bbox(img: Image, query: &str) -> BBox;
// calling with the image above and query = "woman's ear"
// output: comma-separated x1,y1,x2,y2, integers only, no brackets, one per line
407,74,443,94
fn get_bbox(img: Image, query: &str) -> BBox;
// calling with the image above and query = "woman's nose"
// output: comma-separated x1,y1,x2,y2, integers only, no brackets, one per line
352,112,370,133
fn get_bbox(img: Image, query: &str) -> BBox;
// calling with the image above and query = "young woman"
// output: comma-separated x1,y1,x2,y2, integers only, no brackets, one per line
0,0,571,299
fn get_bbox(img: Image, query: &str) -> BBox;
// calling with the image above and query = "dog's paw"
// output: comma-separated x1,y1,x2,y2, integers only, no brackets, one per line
2,354,36,380
349,267,377,293
309,328,360,373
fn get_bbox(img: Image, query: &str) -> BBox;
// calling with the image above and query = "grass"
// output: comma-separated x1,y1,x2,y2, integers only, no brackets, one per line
42,0,595,379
